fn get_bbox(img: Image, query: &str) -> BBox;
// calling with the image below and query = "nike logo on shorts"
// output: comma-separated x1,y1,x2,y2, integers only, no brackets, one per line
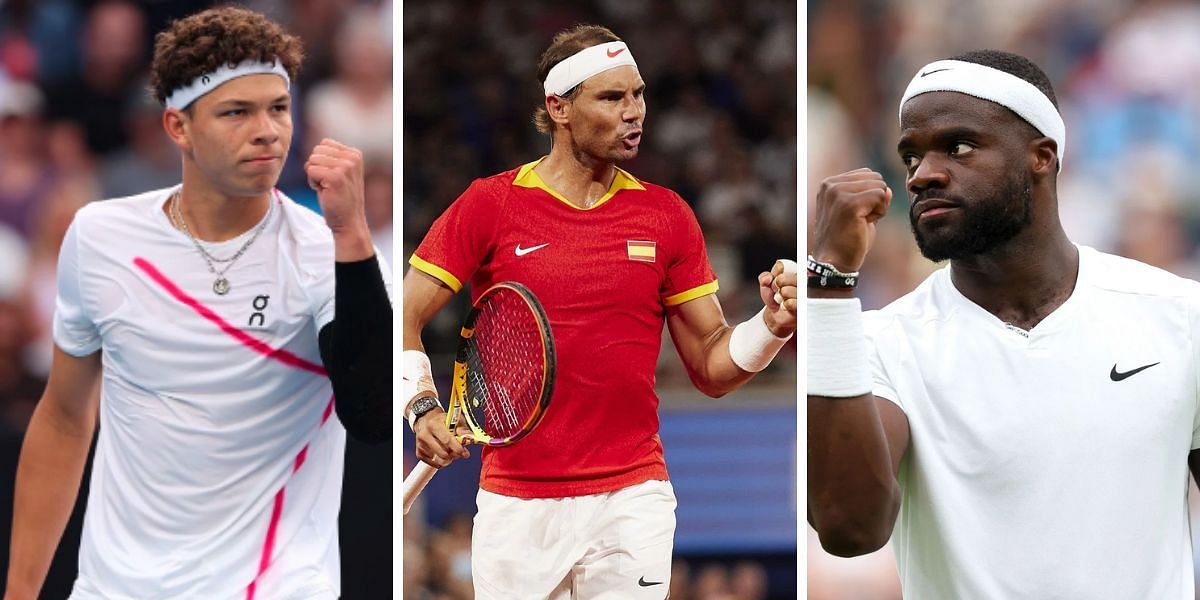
637,576,663,587
1109,362,1159,381
515,243,549,257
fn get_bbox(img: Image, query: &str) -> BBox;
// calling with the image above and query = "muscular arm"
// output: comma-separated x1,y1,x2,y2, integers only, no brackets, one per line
665,295,756,398
6,347,101,600
402,268,468,465
666,266,797,398
806,168,907,557
808,379,909,555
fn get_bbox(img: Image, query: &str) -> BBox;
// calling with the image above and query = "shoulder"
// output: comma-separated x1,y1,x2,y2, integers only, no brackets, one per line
71,186,174,236
1081,246,1200,300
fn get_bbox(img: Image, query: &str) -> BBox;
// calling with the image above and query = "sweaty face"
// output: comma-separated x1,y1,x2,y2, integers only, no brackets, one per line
563,66,645,162
179,74,292,197
897,92,1038,262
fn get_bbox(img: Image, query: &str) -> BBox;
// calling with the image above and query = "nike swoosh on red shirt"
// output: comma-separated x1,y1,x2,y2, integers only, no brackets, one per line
607,48,625,58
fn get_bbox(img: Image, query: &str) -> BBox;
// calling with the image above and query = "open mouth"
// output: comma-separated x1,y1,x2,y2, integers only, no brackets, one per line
622,131,642,149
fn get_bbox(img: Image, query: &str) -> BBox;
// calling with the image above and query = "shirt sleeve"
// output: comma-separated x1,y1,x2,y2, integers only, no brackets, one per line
409,178,500,292
661,193,718,306
863,309,903,409
52,216,101,356
313,246,392,330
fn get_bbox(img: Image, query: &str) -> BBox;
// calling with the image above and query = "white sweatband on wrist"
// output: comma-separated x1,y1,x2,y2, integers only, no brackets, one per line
900,59,1065,170
807,298,873,397
165,58,291,110
402,350,440,430
544,42,638,97
729,307,793,373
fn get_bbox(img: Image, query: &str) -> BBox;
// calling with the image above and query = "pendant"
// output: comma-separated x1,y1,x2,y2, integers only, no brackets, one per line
213,277,230,295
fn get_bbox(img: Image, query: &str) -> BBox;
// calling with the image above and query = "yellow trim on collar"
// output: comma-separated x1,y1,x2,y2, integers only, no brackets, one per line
513,157,645,211
663,280,719,306
408,254,463,293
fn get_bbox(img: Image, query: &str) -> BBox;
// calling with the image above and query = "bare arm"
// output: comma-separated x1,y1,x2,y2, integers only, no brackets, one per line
808,331,909,556
6,347,102,600
806,168,908,557
666,264,797,398
402,268,469,466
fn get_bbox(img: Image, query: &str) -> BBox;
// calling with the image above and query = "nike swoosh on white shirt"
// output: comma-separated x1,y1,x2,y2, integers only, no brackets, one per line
515,243,550,256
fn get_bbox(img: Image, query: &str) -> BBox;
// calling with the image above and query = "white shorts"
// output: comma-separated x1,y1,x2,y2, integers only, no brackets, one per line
471,479,677,599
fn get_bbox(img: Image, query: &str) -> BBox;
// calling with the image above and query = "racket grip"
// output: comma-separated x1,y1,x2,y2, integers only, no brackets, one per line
402,461,437,515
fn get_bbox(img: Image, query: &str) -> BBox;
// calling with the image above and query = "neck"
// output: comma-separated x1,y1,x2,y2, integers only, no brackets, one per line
534,143,616,209
948,218,1078,330
171,170,271,242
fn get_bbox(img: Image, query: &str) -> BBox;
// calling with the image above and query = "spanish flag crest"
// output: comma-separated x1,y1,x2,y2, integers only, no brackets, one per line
627,240,656,262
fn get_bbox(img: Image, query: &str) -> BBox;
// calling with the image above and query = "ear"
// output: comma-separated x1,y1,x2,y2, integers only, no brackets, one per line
546,94,570,128
162,108,192,154
1029,137,1057,181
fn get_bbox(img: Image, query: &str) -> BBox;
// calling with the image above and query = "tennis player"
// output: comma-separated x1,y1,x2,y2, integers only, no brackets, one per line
4,7,391,599
809,49,1200,598
403,24,797,599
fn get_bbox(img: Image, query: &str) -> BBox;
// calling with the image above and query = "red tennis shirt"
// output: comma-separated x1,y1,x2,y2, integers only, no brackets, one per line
411,158,718,498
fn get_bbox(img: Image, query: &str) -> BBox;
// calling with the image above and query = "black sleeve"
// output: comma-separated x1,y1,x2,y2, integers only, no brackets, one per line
319,255,392,443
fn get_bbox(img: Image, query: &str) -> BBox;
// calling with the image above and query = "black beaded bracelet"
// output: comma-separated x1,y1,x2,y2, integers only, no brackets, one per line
807,255,859,289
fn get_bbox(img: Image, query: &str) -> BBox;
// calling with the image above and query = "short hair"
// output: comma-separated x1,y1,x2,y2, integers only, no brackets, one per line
532,24,622,135
949,49,1058,110
150,6,303,107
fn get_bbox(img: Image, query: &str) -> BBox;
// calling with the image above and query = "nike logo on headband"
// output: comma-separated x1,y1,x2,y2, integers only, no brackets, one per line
607,48,626,58
920,68,952,77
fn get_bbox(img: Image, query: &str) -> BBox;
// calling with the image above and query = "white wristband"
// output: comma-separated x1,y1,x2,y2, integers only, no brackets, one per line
807,298,873,397
402,350,439,430
729,307,793,372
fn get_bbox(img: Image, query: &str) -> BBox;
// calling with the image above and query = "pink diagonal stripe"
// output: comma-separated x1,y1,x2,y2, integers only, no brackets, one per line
133,257,327,376
246,488,287,600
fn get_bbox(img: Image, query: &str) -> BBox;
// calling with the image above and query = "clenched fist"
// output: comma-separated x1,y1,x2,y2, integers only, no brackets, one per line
810,168,893,273
305,138,374,261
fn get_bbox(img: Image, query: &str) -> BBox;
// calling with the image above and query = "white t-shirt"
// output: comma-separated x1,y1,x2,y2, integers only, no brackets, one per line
864,246,1200,599
53,186,390,599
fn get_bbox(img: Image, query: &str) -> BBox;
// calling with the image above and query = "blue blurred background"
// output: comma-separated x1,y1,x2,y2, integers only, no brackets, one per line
402,1,797,599
0,1,392,597
808,0,1200,597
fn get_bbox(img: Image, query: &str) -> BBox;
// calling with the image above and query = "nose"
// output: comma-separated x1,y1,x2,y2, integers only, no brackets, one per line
251,110,280,146
622,95,644,123
907,154,950,196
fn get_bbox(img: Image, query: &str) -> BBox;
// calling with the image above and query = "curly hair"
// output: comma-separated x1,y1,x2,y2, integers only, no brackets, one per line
150,6,303,107
532,24,622,135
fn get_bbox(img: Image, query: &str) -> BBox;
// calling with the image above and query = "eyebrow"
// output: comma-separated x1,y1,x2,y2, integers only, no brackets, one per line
214,94,292,108
897,125,984,154
592,82,646,95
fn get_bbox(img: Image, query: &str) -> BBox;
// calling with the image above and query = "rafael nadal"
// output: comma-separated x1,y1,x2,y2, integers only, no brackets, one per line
403,25,797,599
5,7,390,599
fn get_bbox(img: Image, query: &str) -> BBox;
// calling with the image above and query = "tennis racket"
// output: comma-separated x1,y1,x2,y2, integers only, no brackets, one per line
402,281,556,514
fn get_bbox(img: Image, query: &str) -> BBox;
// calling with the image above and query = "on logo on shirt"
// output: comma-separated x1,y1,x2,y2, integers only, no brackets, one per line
247,294,270,329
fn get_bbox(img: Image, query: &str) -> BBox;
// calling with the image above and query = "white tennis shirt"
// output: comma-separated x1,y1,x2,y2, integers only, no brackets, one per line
864,246,1200,599
52,186,390,599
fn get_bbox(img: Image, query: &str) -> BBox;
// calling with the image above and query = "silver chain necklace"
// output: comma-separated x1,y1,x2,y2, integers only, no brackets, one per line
170,191,273,295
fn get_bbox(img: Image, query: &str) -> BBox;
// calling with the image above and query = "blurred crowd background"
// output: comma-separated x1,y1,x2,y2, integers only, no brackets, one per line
809,0,1200,597
404,0,797,598
0,0,392,597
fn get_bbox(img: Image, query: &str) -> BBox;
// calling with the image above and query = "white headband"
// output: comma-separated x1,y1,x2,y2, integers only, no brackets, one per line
900,59,1065,169
544,41,638,97
165,59,291,110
